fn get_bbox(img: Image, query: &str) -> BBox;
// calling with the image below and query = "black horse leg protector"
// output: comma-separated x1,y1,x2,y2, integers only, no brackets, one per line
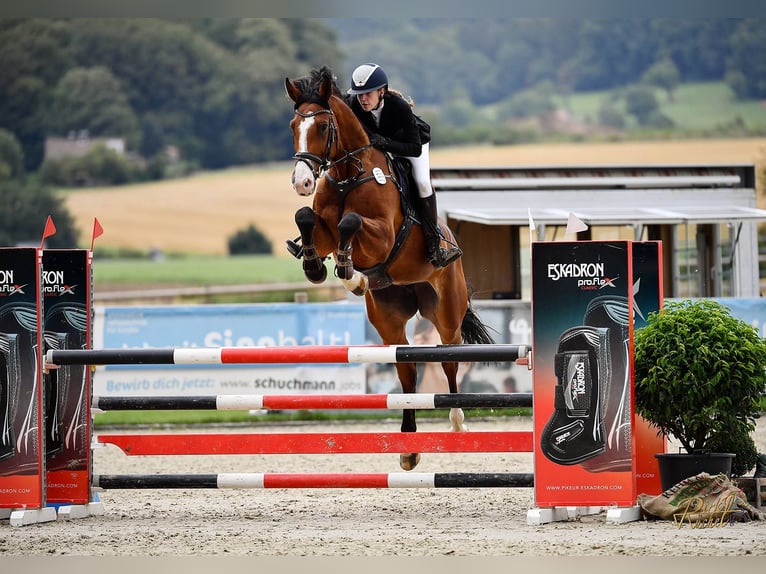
42,332,67,457
0,333,19,462
540,326,609,465
295,207,327,283
335,212,362,281
580,295,632,473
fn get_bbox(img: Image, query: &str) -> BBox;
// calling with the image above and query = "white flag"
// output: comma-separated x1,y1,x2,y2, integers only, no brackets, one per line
565,212,588,236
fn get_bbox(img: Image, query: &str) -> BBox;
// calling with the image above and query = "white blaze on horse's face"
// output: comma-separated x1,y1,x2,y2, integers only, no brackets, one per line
292,115,317,196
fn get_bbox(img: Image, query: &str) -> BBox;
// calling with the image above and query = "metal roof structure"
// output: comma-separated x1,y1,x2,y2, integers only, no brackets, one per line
431,163,766,229
430,163,764,298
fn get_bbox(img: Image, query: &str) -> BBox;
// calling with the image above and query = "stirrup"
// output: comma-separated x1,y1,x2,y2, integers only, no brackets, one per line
286,237,303,259
429,245,463,268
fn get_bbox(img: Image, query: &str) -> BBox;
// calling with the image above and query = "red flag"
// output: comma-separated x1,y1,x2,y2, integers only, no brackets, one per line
90,217,104,251
40,215,56,247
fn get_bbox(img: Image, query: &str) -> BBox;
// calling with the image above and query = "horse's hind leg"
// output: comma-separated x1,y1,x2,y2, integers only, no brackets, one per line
413,282,470,433
366,286,420,470
432,358,468,432
295,207,327,283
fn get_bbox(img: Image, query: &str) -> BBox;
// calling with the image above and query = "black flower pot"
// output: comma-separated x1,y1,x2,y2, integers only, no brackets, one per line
655,452,735,492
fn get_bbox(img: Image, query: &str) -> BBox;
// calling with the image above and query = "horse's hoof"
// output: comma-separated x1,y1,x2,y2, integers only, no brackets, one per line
449,408,468,432
335,264,353,281
304,263,327,284
399,453,421,471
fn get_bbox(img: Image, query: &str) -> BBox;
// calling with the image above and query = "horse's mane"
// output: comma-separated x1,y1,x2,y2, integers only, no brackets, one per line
291,66,344,108
290,65,368,145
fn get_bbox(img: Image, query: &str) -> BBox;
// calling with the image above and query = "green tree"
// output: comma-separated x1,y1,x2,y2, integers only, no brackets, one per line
597,100,626,129
0,129,25,181
498,82,557,120
39,144,140,187
0,20,76,170
47,66,140,146
227,224,273,255
642,57,680,102
623,85,660,126
0,180,79,248
726,19,766,99
725,70,749,100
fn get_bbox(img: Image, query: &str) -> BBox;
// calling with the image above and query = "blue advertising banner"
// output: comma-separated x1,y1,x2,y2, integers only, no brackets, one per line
92,303,368,396
701,298,766,337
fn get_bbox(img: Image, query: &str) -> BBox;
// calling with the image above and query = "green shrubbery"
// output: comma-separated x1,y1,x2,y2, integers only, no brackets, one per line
634,299,766,475
39,144,198,188
227,224,273,255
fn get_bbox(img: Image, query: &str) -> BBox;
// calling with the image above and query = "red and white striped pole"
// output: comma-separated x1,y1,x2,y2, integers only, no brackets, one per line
47,344,531,367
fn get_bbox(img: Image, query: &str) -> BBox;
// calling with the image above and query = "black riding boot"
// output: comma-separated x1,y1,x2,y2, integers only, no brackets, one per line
419,194,462,268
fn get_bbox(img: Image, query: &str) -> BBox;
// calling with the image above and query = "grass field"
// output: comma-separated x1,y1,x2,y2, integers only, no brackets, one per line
60,138,766,258
560,82,766,130
92,253,307,286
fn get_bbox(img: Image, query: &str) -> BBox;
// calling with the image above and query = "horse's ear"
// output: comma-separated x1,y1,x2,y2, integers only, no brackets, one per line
285,78,299,103
318,75,332,102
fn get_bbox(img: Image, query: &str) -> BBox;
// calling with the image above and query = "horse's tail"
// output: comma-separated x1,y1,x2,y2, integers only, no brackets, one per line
460,297,495,345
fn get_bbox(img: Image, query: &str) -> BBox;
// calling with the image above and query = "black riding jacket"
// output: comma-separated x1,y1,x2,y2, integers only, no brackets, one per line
346,92,430,158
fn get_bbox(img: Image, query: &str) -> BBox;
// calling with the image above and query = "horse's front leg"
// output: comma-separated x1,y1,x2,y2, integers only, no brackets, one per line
335,212,368,296
295,206,327,284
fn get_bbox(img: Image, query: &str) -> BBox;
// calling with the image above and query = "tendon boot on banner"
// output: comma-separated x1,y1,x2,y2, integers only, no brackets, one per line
42,332,69,458
580,295,632,473
0,302,40,477
540,325,609,465
44,301,89,470
0,333,20,463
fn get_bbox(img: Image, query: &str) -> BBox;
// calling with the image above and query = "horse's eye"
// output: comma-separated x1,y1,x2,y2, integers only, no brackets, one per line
318,122,329,135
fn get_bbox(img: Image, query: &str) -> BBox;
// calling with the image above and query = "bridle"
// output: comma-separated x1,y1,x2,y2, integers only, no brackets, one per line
292,107,337,180
291,104,374,197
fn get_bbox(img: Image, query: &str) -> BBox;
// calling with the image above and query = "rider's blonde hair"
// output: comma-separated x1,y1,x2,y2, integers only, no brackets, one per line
387,88,415,109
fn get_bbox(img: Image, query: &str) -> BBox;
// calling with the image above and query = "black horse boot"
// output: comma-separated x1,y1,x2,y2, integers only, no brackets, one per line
419,194,462,268
540,325,609,466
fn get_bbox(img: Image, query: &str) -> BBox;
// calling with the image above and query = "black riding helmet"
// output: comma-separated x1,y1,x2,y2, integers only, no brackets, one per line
347,63,388,95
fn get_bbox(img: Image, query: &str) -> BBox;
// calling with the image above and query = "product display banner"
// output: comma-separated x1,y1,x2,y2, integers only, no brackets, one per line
42,249,91,505
0,247,44,509
532,241,636,508
631,241,666,496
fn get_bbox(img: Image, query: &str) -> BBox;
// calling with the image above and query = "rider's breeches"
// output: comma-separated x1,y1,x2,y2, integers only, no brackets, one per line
405,142,433,199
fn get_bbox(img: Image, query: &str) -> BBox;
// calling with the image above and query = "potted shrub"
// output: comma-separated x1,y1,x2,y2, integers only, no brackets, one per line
633,298,766,490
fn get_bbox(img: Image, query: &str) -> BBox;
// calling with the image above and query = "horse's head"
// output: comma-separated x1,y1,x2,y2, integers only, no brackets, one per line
285,66,369,197
285,68,339,196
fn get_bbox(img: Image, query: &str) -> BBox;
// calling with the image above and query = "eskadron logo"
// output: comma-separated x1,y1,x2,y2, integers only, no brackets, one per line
43,270,76,295
0,269,27,296
547,262,618,290
571,360,586,401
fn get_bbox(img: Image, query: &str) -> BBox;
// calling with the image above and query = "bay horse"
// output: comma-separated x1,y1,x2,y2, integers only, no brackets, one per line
285,66,493,470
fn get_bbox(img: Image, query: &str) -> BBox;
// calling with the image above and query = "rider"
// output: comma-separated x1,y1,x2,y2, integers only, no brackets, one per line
345,63,462,269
